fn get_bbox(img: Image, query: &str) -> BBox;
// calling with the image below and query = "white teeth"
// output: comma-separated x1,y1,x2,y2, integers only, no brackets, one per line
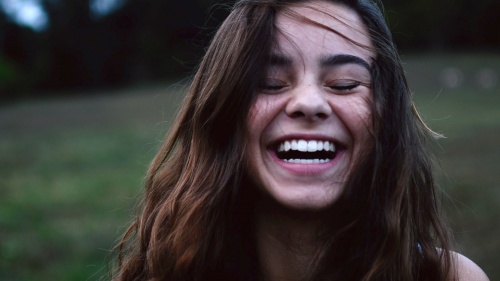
317,141,323,151
307,140,317,152
277,139,336,153
285,159,331,164
284,141,291,151
297,140,307,152
276,139,337,164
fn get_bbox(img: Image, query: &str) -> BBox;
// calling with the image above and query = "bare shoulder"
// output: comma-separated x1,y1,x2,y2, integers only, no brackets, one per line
450,252,489,281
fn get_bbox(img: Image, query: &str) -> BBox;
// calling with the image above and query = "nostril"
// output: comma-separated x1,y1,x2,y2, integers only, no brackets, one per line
290,111,305,118
316,112,328,119
289,111,328,120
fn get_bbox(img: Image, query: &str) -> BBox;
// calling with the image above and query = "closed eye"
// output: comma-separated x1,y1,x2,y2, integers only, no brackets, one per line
326,80,370,93
262,85,286,90
329,82,360,91
259,79,288,93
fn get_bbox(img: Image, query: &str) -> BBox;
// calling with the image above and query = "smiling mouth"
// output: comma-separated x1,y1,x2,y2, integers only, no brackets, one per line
272,139,338,164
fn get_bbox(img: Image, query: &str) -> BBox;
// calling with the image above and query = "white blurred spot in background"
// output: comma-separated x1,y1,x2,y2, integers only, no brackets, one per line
475,68,497,89
0,0,48,31
440,67,464,89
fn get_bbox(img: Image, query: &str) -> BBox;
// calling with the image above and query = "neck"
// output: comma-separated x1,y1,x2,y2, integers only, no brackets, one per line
254,198,325,281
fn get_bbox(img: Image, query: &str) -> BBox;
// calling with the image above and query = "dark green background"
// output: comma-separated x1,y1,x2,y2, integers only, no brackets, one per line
1,0,499,100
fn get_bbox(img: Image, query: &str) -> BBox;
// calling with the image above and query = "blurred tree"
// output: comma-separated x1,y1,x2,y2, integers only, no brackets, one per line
39,0,130,89
0,7,42,99
383,0,500,51
0,0,230,98
0,0,498,101
119,0,229,80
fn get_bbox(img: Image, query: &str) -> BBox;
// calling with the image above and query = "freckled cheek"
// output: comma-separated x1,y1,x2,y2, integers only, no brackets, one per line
343,97,374,144
355,112,374,158
343,101,374,170
358,112,374,145
246,96,284,136
245,100,277,183
246,101,265,138
245,98,272,157
356,105,373,133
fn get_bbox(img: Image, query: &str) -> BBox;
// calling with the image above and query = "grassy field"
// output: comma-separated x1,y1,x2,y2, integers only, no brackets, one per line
406,53,500,279
1,54,499,280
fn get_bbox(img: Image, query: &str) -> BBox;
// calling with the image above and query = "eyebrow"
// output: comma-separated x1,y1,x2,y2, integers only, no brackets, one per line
268,54,293,67
268,53,371,71
320,54,371,71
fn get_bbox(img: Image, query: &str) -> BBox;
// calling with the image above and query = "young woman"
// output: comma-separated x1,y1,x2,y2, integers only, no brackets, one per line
113,0,489,280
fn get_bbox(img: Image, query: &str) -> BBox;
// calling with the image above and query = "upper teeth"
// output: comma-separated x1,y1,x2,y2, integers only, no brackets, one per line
278,140,335,152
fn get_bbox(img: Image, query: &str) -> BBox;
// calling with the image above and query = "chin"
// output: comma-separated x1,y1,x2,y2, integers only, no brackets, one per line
266,185,343,212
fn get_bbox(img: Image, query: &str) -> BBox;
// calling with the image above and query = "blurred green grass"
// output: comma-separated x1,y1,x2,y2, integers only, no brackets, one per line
1,54,499,280
0,84,184,280
407,53,500,279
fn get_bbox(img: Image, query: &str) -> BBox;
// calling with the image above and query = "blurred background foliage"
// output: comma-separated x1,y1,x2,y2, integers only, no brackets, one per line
0,0,499,281
0,0,499,100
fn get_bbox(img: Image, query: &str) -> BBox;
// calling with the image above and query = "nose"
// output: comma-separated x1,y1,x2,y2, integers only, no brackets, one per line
285,84,332,121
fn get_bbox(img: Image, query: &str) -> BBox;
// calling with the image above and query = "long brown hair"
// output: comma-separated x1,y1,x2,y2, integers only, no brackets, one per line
113,0,453,280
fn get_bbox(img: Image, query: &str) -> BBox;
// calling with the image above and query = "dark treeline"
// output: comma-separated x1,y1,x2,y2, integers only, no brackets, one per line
0,0,499,101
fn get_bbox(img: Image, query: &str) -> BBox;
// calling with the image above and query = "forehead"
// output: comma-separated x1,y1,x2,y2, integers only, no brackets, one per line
274,2,374,62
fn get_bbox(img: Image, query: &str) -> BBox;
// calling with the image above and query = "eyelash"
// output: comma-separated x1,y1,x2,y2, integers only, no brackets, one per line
262,84,285,90
327,81,361,92
259,79,287,92
259,80,365,93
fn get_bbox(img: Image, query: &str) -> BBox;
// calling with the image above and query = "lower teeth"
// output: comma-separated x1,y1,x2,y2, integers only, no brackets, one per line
284,159,330,164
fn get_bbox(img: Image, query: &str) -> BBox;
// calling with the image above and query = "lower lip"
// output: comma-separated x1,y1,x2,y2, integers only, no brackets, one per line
268,149,344,176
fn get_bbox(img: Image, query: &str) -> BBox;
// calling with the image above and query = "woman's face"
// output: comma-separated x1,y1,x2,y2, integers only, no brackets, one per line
246,2,375,210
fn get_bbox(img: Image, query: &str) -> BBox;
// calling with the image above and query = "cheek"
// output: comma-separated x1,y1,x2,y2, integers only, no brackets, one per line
246,95,285,138
245,97,267,184
354,101,373,138
246,102,263,136
335,95,374,158
340,95,373,135
245,97,271,167
334,97,374,174
245,95,286,174
350,98,374,156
